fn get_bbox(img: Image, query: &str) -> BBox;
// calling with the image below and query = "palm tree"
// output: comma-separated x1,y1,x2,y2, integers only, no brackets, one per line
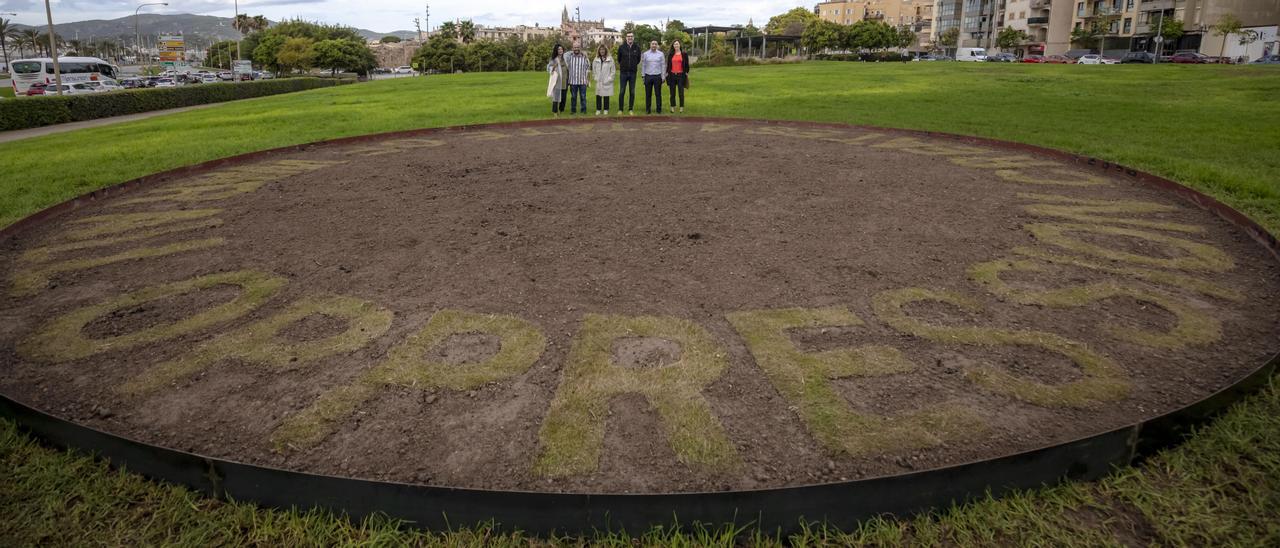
19,29,42,57
0,18,14,69
66,39,83,56
459,20,476,43
438,21,457,40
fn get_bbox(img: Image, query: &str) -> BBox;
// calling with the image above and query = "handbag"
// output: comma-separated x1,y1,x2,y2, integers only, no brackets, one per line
546,69,560,100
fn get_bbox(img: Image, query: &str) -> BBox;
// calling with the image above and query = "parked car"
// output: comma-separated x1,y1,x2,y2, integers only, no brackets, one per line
1064,49,1093,61
119,78,146,88
1171,52,1210,64
38,83,91,95
1078,54,1105,65
217,71,234,80
153,78,177,88
1251,55,1280,64
1021,54,1046,63
394,65,414,74
986,52,1018,62
201,73,218,83
24,82,48,96
1044,54,1076,64
239,73,253,81
1121,51,1156,64
259,71,275,79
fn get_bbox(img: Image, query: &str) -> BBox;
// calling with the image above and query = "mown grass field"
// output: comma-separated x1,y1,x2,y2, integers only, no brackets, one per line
2,62,1279,545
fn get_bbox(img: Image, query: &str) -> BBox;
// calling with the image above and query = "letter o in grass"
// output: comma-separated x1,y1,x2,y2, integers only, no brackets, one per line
18,270,287,363
1026,223,1235,272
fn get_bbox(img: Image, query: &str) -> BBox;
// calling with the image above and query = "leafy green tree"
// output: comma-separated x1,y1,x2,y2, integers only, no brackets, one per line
740,23,763,38
1211,14,1242,56
520,34,562,71
415,33,463,72
628,23,662,47
1152,13,1183,44
937,27,959,48
801,19,843,52
997,27,1029,49
702,34,735,64
1072,8,1119,52
897,28,917,49
313,38,376,75
380,35,402,43
665,20,686,33
662,27,693,49
766,7,819,36
275,37,316,74
253,33,288,72
463,39,517,71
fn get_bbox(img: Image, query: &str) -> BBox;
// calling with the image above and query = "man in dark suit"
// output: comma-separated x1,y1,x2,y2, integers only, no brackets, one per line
615,32,642,116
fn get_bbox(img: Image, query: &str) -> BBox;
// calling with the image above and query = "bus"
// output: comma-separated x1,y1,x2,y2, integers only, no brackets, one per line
9,57,120,95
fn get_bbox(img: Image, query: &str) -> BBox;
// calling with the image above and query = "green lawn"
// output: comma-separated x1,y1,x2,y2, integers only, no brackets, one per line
0,87,13,99
2,62,1279,545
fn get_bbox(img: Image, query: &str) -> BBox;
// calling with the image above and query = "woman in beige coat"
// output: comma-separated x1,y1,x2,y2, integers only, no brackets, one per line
591,44,615,116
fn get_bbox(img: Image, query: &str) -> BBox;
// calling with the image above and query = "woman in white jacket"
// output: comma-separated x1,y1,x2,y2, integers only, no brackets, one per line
591,44,615,116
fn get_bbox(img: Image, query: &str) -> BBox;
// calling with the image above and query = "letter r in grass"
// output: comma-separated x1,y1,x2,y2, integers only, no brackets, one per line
727,308,983,456
534,314,739,478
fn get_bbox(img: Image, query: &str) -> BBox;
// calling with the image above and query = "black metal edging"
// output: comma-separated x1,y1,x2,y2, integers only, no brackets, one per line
2,118,1279,536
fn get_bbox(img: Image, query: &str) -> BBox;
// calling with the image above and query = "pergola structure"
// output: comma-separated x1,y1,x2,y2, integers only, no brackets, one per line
686,26,804,58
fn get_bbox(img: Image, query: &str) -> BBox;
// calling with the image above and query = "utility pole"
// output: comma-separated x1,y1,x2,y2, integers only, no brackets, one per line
234,0,240,64
43,0,62,95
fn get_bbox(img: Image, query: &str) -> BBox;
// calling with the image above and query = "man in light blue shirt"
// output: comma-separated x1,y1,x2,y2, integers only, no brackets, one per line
640,40,666,115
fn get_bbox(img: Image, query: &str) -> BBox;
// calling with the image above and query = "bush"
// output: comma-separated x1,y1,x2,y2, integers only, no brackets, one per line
0,78,346,131
813,52,912,62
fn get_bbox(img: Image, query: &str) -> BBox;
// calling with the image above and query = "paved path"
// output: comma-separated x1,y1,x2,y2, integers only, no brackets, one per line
0,103,221,144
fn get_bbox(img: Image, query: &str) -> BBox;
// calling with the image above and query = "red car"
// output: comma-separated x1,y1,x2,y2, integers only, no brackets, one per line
25,82,48,96
1045,54,1076,64
1171,52,1210,64
1021,54,1046,63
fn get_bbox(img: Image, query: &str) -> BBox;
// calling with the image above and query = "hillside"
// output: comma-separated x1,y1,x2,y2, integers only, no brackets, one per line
8,13,416,49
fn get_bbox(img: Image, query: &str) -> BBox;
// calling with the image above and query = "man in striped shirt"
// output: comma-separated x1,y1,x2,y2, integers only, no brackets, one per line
564,41,591,115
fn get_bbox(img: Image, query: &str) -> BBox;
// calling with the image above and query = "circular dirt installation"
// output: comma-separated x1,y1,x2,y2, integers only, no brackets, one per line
1,119,1278,496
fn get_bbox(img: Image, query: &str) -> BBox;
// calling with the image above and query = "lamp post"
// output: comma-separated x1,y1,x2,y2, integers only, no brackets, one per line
135,2,168,73
42,0,63,95
233,0,240,67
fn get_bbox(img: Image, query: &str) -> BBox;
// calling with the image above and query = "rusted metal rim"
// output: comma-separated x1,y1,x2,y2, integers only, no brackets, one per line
2,118,1277,536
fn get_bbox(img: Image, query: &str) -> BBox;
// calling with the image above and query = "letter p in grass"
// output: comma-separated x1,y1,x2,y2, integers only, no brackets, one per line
534,315,739,478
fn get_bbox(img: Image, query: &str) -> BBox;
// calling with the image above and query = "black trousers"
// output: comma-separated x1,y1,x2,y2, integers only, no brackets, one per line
667,73,686,108
551,88,567,113
643,74,663,113
595,95,611,111
618,71,637,110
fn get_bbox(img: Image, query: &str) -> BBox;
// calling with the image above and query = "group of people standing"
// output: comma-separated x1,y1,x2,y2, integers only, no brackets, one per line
547,32,690,116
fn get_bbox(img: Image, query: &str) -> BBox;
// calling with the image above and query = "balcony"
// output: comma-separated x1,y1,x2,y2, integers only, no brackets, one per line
1030,0,1051,9
1028,16,1050,26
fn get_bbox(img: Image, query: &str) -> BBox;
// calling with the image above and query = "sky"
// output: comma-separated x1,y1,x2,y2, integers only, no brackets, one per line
0,0,802,33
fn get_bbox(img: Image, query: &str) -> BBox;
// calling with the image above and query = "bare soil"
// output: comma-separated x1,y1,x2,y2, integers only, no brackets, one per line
1,119,1277,494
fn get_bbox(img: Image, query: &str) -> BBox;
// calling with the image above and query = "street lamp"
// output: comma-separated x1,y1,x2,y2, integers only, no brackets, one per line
43,0,63,95
136,2,168,72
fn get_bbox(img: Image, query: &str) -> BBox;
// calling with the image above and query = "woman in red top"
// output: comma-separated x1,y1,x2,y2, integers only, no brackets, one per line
665,40,690,113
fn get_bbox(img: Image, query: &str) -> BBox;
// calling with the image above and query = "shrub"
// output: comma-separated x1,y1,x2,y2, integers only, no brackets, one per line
0,78,346,131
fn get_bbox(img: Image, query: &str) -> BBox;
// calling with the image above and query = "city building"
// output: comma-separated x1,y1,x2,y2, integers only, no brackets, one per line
472,24,560,42
560,6,621,44
814,0,936,48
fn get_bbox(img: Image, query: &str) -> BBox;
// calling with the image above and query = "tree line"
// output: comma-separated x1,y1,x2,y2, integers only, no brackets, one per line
208,18,377,75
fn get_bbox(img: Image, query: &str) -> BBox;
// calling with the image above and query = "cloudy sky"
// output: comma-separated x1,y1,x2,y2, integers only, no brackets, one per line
1,0,800,32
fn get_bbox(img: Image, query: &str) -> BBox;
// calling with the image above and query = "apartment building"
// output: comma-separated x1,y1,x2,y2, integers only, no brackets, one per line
816,0,932,28
1129,0,1278,56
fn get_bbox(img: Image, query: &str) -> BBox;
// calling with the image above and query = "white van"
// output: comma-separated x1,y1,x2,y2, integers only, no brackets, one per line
955,48,988,62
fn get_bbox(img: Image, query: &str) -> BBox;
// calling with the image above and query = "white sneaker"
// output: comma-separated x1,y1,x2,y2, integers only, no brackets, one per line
595,110,601,115
604,110,609,115
679,107,684,113
629,110,634,116
670,107,675,113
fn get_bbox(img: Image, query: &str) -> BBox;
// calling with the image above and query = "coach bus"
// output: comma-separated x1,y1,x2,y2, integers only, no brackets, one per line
9,57,120,95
